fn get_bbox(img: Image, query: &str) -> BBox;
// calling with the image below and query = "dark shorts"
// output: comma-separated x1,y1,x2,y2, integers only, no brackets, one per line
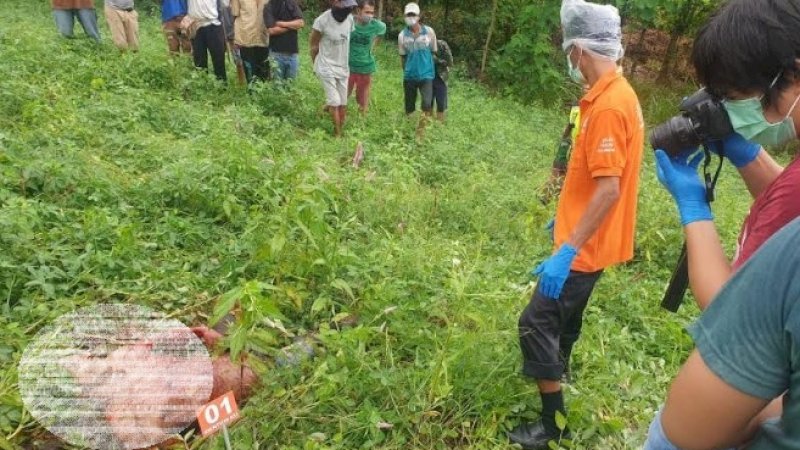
518,270,604,380
433,76,448,112
403,79,433,114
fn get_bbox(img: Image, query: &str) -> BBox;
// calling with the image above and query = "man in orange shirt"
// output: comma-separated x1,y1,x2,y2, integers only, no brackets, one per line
509,1,644,448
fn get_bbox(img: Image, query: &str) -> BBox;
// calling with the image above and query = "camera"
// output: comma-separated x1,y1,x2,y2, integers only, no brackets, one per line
650,89,734,155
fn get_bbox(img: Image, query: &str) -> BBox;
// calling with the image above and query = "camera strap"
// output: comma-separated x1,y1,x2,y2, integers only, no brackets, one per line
661,143,725,313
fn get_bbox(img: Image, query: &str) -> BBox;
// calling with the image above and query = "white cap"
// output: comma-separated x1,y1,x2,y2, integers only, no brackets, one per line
561,0,624,61
404,2,420,16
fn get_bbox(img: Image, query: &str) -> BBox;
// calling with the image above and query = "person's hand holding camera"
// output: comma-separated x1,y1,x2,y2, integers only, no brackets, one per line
710,132,761,168
531,243,577,300
655,150,714,226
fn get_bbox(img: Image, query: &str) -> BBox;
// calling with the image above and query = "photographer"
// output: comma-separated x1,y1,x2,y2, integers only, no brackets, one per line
646,0,800,448
509,1,644,448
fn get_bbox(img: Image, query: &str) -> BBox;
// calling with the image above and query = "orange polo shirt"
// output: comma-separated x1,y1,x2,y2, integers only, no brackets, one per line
554,70,644,272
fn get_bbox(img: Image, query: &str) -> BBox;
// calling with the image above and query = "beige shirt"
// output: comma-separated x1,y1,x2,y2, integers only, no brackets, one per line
231,0,268,47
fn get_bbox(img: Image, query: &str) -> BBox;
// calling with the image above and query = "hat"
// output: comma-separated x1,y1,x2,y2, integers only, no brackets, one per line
340,0,358,7
404,2,420,16
561,0,623,61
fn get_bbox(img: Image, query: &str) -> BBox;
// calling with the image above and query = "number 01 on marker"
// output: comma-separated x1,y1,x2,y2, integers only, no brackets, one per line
197,391,241,437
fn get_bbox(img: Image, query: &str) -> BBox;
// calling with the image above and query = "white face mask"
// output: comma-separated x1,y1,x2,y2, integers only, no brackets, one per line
405,16,418,26
361,13,374,23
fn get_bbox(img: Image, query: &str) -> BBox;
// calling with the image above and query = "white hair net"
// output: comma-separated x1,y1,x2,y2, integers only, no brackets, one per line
561,0,624,61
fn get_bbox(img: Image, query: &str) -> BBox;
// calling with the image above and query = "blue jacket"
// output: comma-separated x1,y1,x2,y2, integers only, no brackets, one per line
162,0,188,22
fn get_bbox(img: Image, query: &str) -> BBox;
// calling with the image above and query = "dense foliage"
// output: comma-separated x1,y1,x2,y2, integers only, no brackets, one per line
0,1,763,449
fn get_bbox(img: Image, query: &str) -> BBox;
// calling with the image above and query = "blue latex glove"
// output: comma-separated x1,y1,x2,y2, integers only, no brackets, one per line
654,149,713,226
545,219,555,243
531,244,578,300
709,132,760,168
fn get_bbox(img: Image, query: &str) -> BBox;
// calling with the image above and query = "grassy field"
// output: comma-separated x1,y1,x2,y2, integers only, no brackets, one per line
0,2,756,449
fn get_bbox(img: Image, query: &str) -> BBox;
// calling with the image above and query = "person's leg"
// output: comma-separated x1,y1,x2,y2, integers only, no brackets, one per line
162,20,180,54
125,10,139,52
285,54,299,80
104,7,127,50
510,271,603,449
53,9,76,38
559,271,602,382
347,74,357,100
403,79,417,116
239,46,255,84
357,74,372,114
433,76,448,122
177,18,193,54
207,24,227,81
337,77,348,134
76,8,101,41
417,79,434,138
192,26,209,71
251,47,269,81
321,77,342,136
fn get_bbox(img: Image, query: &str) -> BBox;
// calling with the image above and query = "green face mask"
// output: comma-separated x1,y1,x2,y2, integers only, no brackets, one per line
567,47,585,85
723,82,800,148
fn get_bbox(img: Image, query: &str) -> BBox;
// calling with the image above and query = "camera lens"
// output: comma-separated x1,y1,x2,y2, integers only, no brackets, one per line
649,116,700,156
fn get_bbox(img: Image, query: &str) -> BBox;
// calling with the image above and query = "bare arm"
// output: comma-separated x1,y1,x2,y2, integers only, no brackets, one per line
400,55,406,71
738,149,784,198
565,176,620,249
684,221,731,310
268,26,289,36
276,19,305,30
661,350,769,450
310,29,321,63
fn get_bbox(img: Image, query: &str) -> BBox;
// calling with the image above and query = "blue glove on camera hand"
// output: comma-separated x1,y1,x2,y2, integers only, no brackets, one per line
531,243,578,300
710,132,760,168
655,149,713,226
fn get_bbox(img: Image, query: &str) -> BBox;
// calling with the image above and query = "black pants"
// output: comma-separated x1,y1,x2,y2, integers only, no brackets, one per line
240,46,270,83
403,79,433,114
192,24,226,81
433,76,448,112
518,270,603,380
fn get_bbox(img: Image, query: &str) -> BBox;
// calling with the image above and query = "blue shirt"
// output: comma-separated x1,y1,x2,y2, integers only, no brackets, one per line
398,25,437,81
162,0,188,22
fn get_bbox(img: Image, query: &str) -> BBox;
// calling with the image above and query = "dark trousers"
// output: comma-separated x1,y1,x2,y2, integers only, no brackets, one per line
403,79,433,114
432,76,448,112
518,270,603,380
240,46,270,83
192,24,226,81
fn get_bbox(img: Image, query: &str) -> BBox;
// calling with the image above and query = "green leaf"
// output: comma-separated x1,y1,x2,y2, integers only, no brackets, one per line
210,286,241,326
555,411,568,431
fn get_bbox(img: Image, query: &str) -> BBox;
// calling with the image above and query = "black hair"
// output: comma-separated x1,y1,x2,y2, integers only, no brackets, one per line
357,0,376,7
692,0,800,104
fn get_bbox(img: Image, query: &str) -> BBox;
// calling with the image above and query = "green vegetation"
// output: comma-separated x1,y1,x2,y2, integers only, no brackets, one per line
0,1,758,449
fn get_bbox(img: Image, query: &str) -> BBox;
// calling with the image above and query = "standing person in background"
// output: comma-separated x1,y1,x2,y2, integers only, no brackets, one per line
432,38,453,122
310,0,357,137
188,0,228,81
231,0,270,83
162,0,192,55
348,0,386,115
509,0,644,449
264,0,305,81
51,0,101,42
398,2,437,139
104,0,139,52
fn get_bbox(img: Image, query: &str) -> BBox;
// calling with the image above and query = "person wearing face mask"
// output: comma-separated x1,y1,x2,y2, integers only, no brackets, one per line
310,0,357,137
398,2,437,139
347,0,386,115
645,1,800,449
509,1,644,449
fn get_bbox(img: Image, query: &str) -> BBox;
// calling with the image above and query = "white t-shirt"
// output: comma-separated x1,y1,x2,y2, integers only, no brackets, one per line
312,9,355,79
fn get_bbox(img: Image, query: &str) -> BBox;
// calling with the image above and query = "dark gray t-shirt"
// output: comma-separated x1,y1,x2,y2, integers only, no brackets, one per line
690,217,800,449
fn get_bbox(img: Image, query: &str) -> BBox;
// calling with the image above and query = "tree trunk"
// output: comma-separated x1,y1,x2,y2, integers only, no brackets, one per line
377,0,384,21
480,0,499,80
443,0,451,36
629,27,648,77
